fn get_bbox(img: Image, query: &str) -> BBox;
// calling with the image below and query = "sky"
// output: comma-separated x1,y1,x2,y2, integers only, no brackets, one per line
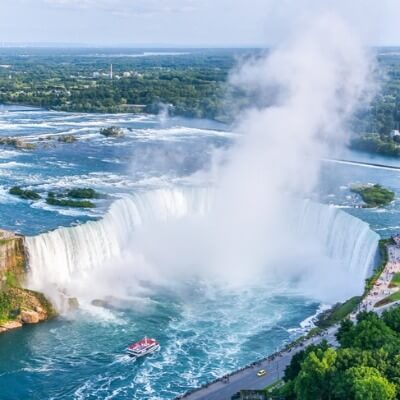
1,0,400,47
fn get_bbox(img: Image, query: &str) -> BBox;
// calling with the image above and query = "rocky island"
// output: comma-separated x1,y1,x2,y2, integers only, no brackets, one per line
9,186,102,208
100,126,124,138
351,183,395,208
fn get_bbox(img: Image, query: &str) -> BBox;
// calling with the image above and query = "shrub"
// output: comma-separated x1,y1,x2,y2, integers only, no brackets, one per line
9,186,41,200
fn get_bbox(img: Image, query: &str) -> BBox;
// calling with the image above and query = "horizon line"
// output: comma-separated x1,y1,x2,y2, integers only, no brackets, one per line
1,42,400,49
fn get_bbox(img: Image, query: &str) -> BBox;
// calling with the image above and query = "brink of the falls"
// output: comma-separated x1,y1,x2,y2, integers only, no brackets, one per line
25,188,379,310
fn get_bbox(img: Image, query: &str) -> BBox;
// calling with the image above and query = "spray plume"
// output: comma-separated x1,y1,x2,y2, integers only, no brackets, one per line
204,13,375,282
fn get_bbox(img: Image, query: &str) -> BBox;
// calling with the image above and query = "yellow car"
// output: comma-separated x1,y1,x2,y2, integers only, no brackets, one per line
257,369,267,377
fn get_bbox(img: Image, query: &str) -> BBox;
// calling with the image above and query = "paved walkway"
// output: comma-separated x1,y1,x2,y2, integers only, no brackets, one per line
360,244,400,312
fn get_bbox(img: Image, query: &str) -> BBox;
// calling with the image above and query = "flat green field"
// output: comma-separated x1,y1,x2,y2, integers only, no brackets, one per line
390,273,400,287
374,290,400,307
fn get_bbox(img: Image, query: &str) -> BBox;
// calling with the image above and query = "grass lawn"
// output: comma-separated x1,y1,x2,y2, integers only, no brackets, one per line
264,380,284,395
374,291,400,308
316,296,361,328
390,273,400,287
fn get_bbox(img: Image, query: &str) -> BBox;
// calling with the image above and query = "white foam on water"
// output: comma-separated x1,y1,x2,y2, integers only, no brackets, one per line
131,126,235,142
0,149,22,159
77,303,126,325
29,199,103,218
299,303,330,330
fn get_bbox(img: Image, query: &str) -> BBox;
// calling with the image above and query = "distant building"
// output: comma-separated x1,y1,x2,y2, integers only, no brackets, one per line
392,234,400,246
231,390,268,400
110,64,113,80
390,129,400,139
122,71,132,78
93,72,100,78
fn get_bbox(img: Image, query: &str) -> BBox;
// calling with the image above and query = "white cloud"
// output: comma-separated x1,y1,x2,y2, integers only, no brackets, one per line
2,0,400,46
42,0,199,16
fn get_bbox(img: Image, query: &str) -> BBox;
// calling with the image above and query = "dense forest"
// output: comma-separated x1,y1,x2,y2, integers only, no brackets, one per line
0,48,253,121
2,48,400,153
275,309,400,399
350,48,400,156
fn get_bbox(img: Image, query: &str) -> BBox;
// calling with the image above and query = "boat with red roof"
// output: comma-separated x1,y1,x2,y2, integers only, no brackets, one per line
126,337,160,358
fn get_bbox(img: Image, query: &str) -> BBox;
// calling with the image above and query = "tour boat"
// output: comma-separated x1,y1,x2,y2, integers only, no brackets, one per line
126,337,160,358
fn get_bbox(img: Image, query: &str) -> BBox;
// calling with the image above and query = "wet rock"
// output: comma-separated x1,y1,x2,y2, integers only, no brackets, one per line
34,306,44,313
99,126,124,138
0,321,22,330
58,134,77,143
68,297,79,310
34,306,47,321
20,310,40,324
0,137,36,150
91,299,107,307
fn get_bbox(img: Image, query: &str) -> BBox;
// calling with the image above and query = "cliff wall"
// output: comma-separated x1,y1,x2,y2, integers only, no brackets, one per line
0,230,55,333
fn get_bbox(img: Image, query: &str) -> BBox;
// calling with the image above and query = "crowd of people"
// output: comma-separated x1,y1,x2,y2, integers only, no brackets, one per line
360,243,400,312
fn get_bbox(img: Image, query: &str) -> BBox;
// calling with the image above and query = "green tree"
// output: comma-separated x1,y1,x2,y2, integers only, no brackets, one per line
336,318,354,346
294,348,336,400
347,366,396,400
337,312,399,350
284,341,329,382
383,307,400,333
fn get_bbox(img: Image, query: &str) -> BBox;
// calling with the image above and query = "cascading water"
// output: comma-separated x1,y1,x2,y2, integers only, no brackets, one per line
25,187,214,307
297,201,379,277
25,187,379,309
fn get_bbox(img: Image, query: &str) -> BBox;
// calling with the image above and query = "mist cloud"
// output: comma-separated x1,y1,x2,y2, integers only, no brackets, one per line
26,12,378,308
197,13,375,282
5,0,400,45
110,13,376,301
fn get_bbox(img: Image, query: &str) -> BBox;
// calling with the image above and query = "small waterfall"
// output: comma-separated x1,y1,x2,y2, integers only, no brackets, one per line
25,187,379,306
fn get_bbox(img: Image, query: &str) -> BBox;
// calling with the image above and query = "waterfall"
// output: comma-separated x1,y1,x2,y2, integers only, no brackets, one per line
297,201,379,277
26,187,213,291
25,187,379,307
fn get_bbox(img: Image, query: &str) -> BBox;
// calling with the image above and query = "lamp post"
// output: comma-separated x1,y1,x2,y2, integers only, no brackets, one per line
276,360,279,380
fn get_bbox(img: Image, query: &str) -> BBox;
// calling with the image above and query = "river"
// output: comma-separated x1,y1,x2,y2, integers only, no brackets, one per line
0,106,396,399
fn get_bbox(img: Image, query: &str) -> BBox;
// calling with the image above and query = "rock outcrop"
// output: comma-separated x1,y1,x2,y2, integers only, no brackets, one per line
20,310,40,324
0,320,22,332
99,126,124,138
0,137,36,150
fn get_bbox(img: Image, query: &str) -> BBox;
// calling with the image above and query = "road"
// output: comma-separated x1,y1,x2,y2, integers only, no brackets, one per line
179,327,338,400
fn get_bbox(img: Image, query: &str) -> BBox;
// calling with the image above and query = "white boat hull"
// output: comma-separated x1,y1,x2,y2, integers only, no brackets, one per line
126,344,160,358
